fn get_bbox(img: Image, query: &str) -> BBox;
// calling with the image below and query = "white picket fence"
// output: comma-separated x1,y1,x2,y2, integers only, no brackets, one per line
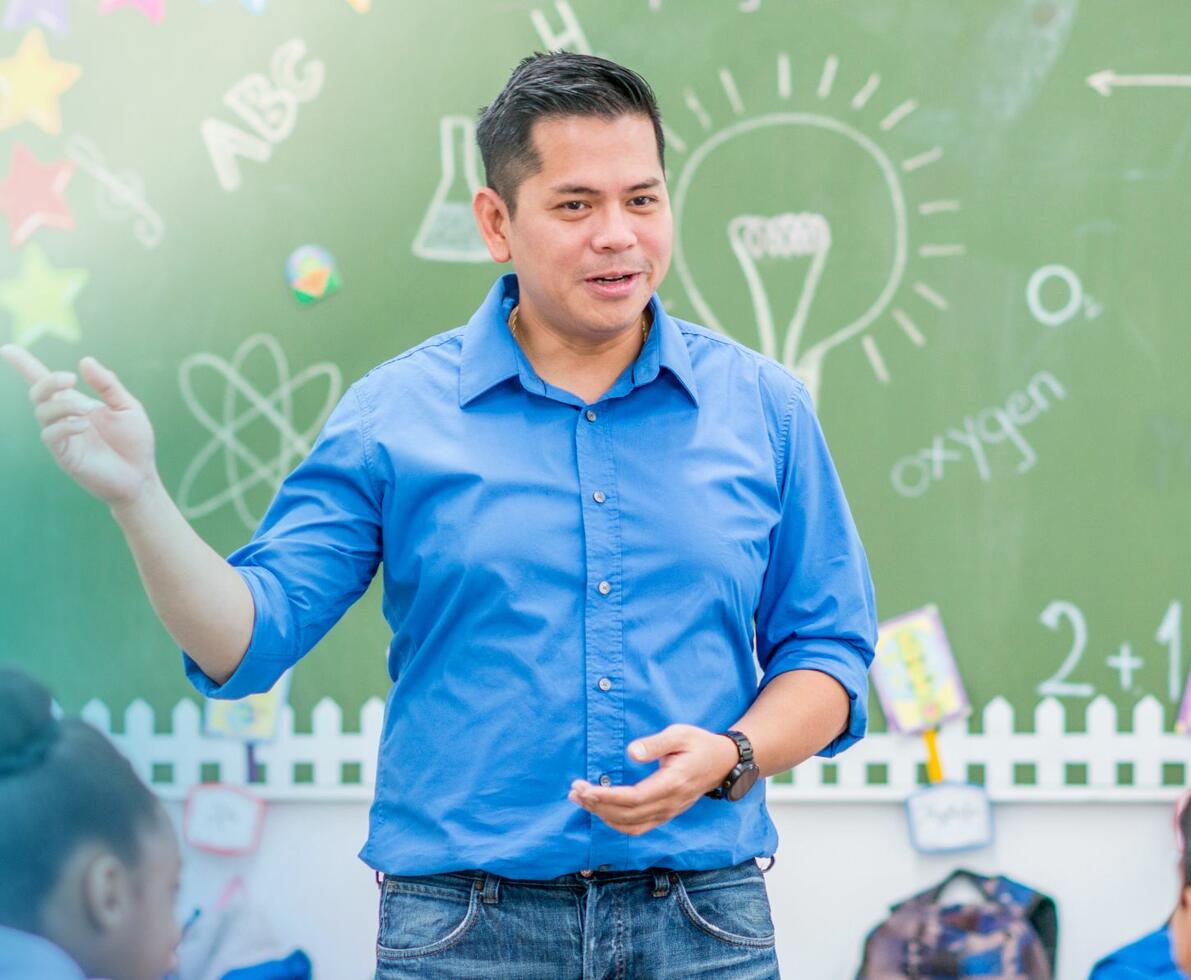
82,694,1191,803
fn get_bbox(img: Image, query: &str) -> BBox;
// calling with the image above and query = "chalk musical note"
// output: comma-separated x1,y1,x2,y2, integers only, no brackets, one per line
65,135,164,249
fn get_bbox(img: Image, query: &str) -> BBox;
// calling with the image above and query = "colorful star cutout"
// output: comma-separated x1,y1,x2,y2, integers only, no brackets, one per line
0,142,75,247
0,243,88,348
97,0,164,23
0,29,81,134
2,0,70,36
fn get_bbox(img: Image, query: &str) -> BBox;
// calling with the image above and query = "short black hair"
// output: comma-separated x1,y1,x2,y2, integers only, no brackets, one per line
476,51,665,215
0,669,161,933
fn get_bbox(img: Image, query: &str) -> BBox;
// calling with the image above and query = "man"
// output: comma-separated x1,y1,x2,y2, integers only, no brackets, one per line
1090,793,1191,979
4,52,876,978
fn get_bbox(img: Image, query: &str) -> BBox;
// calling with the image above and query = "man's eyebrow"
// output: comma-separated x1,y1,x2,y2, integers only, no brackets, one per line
548,178,662,196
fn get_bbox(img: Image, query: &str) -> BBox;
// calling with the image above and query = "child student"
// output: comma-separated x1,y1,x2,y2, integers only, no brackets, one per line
0,669,182,980
1090,791,1191,978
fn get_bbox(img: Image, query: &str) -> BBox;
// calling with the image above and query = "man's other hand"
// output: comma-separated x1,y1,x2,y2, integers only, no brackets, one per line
568,724,741,836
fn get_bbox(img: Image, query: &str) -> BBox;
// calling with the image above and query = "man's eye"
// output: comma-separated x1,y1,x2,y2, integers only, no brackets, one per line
561,201,587,211
630,196,657,207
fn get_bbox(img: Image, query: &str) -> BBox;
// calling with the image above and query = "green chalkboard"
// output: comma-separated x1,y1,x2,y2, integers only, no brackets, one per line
1,0,1189,736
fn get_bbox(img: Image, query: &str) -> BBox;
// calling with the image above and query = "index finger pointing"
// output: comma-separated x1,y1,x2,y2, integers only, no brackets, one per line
79,355,135,410
0,344,51,387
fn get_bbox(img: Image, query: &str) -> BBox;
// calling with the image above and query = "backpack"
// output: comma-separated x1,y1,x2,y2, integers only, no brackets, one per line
856,869,1059,980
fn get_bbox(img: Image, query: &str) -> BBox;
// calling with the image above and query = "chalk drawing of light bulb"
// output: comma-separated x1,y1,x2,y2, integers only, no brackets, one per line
670,55,964,404
727,211,832,375
412,116,491,263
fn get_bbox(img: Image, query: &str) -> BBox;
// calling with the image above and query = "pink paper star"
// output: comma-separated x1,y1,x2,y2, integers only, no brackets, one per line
0,142,74,247
97,0,164,23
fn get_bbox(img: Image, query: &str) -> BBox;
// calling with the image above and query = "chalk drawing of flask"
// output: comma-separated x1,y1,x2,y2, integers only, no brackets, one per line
412,116,491,263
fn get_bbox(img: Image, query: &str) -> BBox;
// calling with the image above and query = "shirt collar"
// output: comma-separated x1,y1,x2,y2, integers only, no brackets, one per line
459,274,699,408
0,926,87,980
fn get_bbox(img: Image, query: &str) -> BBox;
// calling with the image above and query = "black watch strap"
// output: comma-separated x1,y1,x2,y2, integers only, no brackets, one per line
723,730,753,763
705,729,759,800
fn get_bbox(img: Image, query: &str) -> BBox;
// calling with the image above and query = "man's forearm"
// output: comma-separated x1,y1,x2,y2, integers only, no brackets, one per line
111,478,254,686
731,669,851,777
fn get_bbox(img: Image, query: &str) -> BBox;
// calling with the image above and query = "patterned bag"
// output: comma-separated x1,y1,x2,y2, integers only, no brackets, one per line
857,869,1059,980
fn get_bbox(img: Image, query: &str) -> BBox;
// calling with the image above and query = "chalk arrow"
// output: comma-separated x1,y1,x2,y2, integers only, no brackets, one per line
1087,69,1191,97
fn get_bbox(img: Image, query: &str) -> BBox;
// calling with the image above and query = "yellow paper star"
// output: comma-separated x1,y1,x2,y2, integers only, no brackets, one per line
0,28,82,134
0,242,88,347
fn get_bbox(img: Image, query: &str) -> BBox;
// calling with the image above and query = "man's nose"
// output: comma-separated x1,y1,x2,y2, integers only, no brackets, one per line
591,208,637,252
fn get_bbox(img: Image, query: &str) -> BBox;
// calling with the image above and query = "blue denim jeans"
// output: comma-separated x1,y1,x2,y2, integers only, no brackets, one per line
374,858,780,979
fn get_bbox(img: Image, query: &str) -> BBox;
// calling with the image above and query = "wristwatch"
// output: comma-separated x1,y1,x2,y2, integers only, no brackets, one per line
705,730,760,802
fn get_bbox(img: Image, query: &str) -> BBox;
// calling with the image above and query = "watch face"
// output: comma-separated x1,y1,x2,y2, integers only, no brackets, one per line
727,764,760,802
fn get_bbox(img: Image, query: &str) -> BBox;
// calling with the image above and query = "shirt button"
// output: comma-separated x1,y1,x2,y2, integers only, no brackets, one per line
597,581,611,595
598,677,612,692
599,774,613,787
579,869,594,878
593,490,607,504
585,409,597,422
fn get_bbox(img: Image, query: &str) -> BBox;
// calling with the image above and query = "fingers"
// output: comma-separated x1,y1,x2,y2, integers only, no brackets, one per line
0,344,51,386
572,780,650,809
628,724,695,763
79,356,135,411
571,771,679,819
35,388,104,428
29,370,78,407
40,415,89,455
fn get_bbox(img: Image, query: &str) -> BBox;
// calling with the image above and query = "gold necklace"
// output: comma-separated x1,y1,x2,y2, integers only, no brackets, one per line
508,304,652,344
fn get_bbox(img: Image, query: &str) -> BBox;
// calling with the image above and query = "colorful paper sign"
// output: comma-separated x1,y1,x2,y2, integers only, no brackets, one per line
204,670,291,741
285,244,340,303
873,604,970,734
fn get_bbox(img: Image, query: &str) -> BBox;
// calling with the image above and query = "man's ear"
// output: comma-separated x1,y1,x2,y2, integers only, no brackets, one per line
80,852,133,934
473,187,513,264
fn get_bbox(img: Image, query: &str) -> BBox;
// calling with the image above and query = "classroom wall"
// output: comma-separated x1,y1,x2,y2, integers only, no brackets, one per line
167,798,1178,980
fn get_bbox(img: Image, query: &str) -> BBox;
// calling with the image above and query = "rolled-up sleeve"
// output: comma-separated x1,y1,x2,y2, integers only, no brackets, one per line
183,383,384,699
754,384,877,757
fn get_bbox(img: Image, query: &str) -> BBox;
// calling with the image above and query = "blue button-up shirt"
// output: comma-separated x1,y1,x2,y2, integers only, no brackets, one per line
186,274,877,879
1090,924,1188,979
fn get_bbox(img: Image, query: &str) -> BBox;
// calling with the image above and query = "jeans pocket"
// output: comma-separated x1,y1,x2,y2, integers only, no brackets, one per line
376,875,480,960
673,866,777,949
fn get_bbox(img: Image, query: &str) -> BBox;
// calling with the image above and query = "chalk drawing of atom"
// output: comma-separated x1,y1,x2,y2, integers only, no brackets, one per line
177,334,342,529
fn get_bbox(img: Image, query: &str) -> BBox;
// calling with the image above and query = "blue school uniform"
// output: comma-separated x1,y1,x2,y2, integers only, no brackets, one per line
1090,923,1188,979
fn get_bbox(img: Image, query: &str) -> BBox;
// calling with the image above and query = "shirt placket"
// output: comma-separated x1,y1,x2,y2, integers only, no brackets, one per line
574,404,627,870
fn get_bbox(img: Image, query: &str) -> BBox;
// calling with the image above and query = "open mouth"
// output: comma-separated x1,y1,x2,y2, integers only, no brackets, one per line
590,273,636,283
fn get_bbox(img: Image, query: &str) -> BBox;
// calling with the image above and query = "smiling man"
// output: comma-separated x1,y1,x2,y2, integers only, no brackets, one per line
3,53,876,978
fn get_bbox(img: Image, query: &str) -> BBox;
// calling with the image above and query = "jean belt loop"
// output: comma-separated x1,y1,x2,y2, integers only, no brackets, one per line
650,869,671,898
757,855,776,875
481,872,501,905
375,870,385,890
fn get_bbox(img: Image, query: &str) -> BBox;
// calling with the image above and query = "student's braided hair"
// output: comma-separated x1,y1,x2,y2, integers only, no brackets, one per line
0,669,160,932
